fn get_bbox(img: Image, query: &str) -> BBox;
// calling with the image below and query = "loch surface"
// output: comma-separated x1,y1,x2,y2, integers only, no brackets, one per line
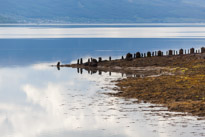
0,24,205,137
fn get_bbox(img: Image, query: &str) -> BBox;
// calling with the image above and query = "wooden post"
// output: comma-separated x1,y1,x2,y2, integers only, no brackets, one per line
147,51,151,57
201,47,205,53
126,53,133,60
169,50,173,56
80,58,83,64
57,62,60,66
98,57,102,62
179,49,183,55
190,48,195,54
134,54,136,58
136,52,141,58
158,50,162,56
152,52,154,56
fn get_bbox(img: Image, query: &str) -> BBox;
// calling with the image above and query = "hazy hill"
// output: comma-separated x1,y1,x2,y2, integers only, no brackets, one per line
0,0,205,23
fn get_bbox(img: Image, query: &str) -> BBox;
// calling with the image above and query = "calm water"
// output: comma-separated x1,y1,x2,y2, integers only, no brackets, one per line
0,24,205,137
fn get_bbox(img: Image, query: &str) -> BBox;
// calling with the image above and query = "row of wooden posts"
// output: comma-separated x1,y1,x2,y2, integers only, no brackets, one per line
77,47,205,65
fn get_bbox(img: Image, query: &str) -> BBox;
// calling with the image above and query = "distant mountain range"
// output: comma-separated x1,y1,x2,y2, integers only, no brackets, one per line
1,0,205,23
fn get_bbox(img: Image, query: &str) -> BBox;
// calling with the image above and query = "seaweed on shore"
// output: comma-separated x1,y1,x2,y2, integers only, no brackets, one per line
111,56,205,117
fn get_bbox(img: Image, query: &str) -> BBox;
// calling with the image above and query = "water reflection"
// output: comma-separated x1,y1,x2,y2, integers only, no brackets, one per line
0,62,204,137
76,68,113,77
2,25,205,38
74,67,151,78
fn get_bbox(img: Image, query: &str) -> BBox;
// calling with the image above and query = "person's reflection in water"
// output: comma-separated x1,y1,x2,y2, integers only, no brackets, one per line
77,68,80,73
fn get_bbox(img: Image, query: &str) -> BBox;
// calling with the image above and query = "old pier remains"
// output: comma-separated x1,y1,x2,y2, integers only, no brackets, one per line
73,47,205,68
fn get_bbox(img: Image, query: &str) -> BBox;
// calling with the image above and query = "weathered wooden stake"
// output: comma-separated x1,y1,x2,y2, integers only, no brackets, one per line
169,50,173,56
126,53,133,60
57,62,60,66
158,50,162,56
134,54,136,58
147,51,151,57
152,52,154,56
179,49,183,55
136,52,141,58
190,48,195,54
98,57,102,62
201,47,205,53
80,58,83,64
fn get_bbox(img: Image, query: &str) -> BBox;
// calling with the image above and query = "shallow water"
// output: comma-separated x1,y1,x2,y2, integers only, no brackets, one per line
0,64,205,137
0,24,205,137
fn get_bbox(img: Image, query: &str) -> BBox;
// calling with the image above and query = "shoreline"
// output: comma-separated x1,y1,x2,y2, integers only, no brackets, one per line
56,51,205,117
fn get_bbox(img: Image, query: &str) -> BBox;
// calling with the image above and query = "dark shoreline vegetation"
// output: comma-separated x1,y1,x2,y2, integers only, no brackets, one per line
56,47,205,117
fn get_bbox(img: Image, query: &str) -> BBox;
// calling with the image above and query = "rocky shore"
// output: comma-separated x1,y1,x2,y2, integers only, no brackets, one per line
56,48,205,117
